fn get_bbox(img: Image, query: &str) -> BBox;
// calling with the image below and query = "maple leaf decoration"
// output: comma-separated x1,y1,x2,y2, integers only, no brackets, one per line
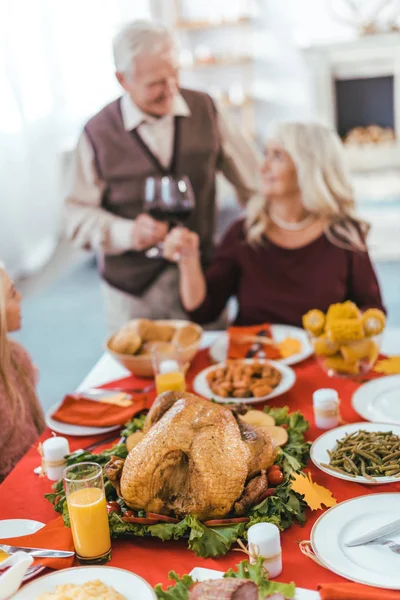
291,472,337,511
374,356,400,375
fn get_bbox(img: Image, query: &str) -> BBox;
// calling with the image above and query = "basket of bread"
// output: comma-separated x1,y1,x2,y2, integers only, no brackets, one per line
106,319,202,377
303,301,385,377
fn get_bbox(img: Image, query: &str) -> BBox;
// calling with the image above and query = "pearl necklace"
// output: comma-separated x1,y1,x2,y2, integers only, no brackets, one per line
269,211,315,231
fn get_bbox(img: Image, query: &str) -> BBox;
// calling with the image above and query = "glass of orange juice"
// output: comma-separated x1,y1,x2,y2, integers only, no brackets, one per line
63,462,111,565
152,345,186,395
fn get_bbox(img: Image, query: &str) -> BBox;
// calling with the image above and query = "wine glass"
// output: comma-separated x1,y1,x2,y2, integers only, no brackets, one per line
144,175,195,259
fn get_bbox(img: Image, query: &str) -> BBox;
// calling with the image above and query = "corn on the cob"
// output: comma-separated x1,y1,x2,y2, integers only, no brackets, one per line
324,354,360,375
302,309,325,336
362,308,386,336
327,318,364,343
340,339,379,363
326,301,359,324
313,334,339,357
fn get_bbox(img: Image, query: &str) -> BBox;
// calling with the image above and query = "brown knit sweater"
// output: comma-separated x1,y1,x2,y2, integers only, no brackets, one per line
0,341,42,482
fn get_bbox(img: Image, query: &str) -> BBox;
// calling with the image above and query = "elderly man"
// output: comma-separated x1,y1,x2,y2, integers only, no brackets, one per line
65,20,260,332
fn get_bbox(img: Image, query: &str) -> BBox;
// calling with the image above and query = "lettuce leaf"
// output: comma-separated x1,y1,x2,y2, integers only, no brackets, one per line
186,516,246,557
225,556,295,599
264,406,310,476
249,481,307,530
154,572,193,600
108,512,147,537
148,517,190,541
64,443,128,467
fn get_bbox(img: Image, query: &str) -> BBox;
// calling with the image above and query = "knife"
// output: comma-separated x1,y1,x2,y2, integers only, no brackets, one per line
0,544,75,558
345,518,400,547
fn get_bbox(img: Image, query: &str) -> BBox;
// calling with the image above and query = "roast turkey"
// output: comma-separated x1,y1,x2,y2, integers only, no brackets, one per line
105,391,277,520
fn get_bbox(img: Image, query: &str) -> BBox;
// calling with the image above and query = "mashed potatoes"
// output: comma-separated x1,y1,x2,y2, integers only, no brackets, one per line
36,579,126,600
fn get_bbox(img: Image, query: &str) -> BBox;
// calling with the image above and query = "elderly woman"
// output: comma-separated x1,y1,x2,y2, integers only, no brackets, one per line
163,122,385,327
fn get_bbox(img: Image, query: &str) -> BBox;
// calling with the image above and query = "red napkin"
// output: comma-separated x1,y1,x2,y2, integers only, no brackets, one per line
51,394,151,427
227,324,281,360
0,517,74,570
318,582,400,599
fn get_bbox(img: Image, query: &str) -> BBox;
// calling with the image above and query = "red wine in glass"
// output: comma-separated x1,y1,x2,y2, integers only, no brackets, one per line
147,205,193,224
144,176,195,258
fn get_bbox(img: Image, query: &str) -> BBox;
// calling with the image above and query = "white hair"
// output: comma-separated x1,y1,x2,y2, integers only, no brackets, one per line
112,20,179,77
246,121,369,252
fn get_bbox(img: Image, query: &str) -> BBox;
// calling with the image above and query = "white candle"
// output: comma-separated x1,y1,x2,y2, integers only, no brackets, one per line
159,359,180,374
313,388,340,429
42,437,70,481
247,523,282,578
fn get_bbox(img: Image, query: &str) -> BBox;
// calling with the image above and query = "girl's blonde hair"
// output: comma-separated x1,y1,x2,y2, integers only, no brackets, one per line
0,268,45,437
246,121,369,251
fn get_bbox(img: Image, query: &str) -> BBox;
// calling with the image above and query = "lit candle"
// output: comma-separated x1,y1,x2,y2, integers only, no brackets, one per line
313,388,340,429
42,437,70,481
247,523,282,578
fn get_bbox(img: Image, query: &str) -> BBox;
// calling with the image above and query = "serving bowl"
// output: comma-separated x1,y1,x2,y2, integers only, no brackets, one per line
105,319,203,377
310,333,381,378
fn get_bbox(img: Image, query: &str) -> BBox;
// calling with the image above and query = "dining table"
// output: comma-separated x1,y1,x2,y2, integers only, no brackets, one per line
1,327,400,596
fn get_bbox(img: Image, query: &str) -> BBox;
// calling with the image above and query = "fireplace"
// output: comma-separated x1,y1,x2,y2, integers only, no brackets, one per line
302,33,400,171
335,75,394,138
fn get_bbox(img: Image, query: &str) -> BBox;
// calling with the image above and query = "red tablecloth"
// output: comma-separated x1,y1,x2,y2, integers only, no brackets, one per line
0,351,398,591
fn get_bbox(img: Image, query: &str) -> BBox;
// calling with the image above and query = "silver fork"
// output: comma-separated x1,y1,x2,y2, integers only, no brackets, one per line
367,537,400,554
24,564,44,578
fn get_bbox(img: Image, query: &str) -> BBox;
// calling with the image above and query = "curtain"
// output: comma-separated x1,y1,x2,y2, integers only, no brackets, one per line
0,0,152,277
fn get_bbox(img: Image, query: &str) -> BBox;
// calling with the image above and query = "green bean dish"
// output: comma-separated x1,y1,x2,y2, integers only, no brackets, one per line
321,430,400,481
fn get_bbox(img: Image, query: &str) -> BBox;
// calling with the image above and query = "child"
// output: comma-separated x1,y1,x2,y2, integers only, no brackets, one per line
0,265,45,481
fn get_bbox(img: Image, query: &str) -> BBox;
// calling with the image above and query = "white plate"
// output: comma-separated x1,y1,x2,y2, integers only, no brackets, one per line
189,567,319,599
46,402,120,437
209,325,313,366
352,375,400,425
0,520,44,538
12,565,156,599
311,493,400,589
192,359,296,404
311,422,400,485
0,519,45,582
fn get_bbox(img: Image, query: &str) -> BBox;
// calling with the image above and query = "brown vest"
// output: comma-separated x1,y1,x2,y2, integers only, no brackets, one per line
84,89,221,296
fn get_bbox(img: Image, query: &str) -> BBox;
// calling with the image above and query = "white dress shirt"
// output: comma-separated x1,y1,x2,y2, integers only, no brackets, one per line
65,93,261,254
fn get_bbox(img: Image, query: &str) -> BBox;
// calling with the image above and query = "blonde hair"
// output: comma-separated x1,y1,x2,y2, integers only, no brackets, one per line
246,122,369,251
0,268,45,438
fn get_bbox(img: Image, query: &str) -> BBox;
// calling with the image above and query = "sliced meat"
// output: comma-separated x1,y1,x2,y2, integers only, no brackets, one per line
189,579,258,600
104,456,125,497
234,470,268,515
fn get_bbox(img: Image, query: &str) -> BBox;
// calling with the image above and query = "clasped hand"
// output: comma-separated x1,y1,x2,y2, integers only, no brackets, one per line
163,227,200,262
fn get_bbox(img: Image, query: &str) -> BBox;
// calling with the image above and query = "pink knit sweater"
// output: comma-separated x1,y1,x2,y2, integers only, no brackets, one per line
0,341,42,482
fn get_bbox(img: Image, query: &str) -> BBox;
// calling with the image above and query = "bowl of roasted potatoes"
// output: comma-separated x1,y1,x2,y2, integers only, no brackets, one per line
106,318,203,377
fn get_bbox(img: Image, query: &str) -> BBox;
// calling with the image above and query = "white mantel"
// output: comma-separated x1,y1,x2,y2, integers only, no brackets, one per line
302,33,400,171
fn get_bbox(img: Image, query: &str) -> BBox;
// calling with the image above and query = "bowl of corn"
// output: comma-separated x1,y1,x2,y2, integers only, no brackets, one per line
302,301,385,377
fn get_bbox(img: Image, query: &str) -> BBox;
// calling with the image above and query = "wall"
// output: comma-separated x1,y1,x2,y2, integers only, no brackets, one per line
252,0,366,144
